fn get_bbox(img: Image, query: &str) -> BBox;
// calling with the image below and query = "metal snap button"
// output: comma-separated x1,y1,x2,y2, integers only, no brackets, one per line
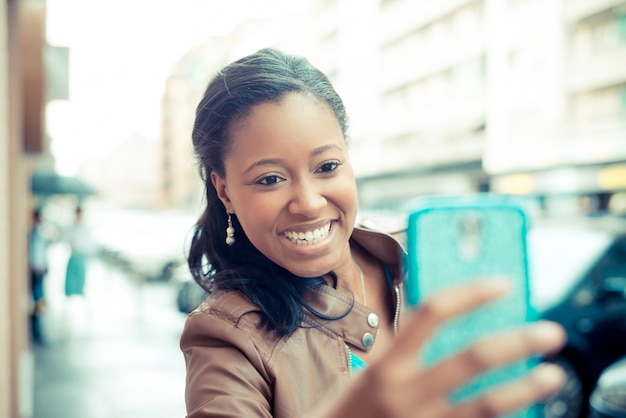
367,312,379,328
362,332,374,347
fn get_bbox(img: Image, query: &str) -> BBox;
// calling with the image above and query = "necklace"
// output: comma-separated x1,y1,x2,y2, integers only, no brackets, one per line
356,263,367,306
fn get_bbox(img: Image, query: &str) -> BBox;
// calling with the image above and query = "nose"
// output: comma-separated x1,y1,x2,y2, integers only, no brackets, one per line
288,179,326,217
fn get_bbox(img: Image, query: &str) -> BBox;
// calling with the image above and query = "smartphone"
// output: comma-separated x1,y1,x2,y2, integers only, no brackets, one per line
405,195,539,417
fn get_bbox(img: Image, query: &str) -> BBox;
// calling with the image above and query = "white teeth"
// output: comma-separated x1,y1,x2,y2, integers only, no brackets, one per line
284,223,331,244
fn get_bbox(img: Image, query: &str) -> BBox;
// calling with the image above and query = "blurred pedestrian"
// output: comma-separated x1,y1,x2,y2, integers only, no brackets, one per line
28,208,51,342
180,48,567,418
64,206,94,297
29,209,49,308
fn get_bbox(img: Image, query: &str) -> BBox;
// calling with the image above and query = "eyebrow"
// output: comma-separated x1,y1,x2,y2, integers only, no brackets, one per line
243,143,341,174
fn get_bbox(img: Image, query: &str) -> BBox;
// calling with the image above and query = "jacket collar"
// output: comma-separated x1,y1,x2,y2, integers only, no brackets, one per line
303,226,406,352
351,225,406,286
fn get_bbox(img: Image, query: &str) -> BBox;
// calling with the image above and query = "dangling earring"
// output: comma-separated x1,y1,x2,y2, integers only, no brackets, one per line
226,212,235,246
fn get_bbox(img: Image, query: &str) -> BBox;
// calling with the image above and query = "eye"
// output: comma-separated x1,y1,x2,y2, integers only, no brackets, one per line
255,174,285,186
316,160,342,174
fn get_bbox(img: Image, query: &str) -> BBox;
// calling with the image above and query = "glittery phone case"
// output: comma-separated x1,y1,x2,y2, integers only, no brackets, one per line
405,195,540,418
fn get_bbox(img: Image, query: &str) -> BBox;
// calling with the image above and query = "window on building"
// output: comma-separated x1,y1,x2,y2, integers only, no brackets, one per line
572,9,626,61
452,3,483,45
619,85,626,116
593,18,618,50
619,12,626,43
572,84,626,124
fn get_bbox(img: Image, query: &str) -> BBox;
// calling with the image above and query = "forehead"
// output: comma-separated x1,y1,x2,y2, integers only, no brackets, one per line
227,92,344,156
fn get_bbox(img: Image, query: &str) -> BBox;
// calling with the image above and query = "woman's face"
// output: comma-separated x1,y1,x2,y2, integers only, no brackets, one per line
212,92,358,278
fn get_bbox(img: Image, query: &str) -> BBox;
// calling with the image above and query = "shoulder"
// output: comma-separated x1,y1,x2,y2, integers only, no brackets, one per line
196,289,261,322
182,290,283,359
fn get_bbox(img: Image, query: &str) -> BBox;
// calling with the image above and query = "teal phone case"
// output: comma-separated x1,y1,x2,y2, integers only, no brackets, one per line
405,195,539,417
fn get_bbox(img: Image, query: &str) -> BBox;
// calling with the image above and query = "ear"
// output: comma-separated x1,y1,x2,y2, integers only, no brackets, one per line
211,171,233,212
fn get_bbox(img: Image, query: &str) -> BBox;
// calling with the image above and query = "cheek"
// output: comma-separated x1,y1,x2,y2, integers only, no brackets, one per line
233,194,283,235
333,176,358,209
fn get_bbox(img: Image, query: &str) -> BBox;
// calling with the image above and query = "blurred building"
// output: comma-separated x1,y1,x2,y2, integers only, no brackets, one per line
355,0,490,208
159,39,229,210
162,0,626,218
232,0,624,218
345,0,626,216
1,0,50,416
486,0,626,218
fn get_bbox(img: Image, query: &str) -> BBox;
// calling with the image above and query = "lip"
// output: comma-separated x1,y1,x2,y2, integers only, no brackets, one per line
281,220,332,234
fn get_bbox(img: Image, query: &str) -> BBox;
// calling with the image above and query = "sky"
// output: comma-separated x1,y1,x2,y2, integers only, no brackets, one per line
45,0,308,175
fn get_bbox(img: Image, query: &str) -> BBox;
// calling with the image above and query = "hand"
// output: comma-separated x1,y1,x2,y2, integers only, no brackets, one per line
316,280,566,418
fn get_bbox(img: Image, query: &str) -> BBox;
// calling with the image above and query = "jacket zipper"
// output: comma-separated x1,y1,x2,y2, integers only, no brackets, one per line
393,285,401,336
346,285,402,373
345,343,353,373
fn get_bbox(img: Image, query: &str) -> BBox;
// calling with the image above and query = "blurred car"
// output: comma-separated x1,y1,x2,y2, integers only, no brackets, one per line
92,207,198,281
176,273,209,314
528,217,626,418
589,355,626,418
168,254,208,314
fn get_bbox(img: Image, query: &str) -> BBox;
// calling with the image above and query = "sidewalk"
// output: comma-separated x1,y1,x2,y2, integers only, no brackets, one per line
33,244,188,418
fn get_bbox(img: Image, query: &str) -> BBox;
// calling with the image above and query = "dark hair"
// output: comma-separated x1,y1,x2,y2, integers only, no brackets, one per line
188,48,351,337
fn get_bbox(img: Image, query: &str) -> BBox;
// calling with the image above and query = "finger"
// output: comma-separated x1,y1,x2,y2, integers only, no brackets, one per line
391,279,511,362
443,362,566,418
420,321,566,398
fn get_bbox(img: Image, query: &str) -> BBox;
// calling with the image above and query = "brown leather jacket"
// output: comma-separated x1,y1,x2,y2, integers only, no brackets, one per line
180,225,407,418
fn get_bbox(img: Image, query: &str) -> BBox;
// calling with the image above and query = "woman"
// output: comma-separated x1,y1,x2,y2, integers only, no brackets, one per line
181,48,565,417
64,206,92,297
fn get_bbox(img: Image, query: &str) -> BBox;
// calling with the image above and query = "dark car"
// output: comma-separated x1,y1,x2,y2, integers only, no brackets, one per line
589,355,626,417
529,218,626,418
92,208,197,282
176,274,208,314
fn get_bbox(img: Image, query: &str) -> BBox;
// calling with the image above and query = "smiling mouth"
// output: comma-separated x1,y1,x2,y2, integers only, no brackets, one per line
284,222,331,245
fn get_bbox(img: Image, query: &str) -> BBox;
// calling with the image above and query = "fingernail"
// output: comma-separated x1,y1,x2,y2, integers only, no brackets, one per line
530,321,566,343
533,363,567,388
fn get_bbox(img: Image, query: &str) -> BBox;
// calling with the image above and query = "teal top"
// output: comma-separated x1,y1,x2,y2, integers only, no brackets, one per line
350,352,368,374
349,264,394,375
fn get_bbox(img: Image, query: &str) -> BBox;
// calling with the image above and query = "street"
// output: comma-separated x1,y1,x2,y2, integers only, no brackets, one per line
33,243,188,418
